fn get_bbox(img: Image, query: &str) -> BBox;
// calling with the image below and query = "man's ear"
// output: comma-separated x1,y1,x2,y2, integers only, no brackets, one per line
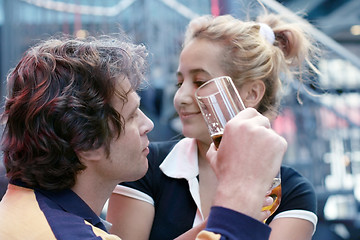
76,148,104,163
239,80,265,108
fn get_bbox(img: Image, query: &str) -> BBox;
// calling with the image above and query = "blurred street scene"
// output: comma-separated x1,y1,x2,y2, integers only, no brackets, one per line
0,0,359,239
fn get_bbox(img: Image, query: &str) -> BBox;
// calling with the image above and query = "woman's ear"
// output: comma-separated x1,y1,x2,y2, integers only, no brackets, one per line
239,80,265,108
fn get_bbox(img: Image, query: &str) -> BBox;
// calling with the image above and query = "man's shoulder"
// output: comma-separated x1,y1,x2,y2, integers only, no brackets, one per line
0,184,57,239
0,183,119,240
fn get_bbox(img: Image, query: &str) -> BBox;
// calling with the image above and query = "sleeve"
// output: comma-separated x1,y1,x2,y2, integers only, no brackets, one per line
267,166,318,231
196,207,271,240
114,168,155,205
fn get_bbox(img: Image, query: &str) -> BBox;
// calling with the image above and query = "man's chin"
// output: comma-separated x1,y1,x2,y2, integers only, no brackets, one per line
129,161,148,182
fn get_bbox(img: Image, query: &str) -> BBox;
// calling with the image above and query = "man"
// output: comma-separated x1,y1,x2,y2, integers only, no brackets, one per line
0,34,286,239
0,160,8,201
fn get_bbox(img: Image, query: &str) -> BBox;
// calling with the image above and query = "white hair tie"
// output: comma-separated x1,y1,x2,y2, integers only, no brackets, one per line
258,23,275,45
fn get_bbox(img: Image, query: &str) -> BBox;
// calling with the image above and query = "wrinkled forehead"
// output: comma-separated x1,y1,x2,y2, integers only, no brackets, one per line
118,76,132,93
113,80,140,121
112,74,132,96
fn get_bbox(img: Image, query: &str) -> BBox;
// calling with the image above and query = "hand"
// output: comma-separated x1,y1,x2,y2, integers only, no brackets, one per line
260,196,274,222
207,108,287,221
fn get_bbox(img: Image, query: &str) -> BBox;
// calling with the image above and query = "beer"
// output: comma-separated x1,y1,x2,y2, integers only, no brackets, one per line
262,178,282,216
211,132,223,149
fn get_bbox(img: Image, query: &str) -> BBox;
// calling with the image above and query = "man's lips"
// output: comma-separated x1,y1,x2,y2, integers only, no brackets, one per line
143,141,150,155
143,147,150,155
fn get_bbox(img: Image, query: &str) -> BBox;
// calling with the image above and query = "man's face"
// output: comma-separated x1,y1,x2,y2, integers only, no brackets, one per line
92,79,154,183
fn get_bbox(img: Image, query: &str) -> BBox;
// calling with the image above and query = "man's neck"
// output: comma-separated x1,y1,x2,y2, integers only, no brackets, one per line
71,171,116,216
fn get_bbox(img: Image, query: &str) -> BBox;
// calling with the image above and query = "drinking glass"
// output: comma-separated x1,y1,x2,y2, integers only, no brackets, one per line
195,76,245,149
262,171,282,221
195,76,281,220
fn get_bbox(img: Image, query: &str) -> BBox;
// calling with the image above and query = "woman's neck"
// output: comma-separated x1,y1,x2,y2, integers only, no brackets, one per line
196,138,218,219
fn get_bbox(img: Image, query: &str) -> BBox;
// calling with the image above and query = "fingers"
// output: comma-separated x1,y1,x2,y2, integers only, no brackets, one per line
260,197,274,222
263,196,274,207
206,143,217,166
259,210,271,223
207,143,217,156
228,108,271,129
210,108,287,220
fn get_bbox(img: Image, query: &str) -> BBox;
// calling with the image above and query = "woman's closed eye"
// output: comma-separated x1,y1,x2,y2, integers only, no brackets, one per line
194,81,206,87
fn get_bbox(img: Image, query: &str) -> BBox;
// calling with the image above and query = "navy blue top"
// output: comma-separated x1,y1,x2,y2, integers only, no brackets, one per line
206,206,271,239
12,179,108,239
1,180,271,239
120,140,317,240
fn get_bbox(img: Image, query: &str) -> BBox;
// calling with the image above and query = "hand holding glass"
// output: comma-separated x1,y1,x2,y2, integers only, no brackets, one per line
195,76,281,219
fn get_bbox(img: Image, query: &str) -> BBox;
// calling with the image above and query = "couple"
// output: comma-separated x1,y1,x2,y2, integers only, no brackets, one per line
0,12,318,240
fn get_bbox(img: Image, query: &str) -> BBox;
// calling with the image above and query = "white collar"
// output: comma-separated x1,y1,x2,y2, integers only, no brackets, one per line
159,138,199,180
159,138,204,225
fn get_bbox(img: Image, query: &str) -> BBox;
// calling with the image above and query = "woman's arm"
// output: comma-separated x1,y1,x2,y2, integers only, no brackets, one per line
106,193,155,240
269,218,314,240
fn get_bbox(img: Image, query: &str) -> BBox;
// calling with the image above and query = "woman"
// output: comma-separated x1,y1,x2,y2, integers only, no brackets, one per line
107,13,319,240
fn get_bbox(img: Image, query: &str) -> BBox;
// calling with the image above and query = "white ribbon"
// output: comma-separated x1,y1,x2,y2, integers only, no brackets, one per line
259,23,275,45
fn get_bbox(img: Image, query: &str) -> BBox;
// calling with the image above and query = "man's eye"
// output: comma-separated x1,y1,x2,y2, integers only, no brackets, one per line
128,111,139,121
131,113,139,119
176,82,183,88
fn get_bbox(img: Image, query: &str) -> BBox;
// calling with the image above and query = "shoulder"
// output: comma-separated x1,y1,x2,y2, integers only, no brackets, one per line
281,166,315,193
0,184,116,240
280,165,317,212
48,213,116,239
35,190,111,239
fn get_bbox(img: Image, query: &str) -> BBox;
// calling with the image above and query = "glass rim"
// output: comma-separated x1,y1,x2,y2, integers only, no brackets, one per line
194,76,232,99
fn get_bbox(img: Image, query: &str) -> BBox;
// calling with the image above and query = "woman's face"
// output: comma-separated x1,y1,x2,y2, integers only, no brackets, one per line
174,38,227,144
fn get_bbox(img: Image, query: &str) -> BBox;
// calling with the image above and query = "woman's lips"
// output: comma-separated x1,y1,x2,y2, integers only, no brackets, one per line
180,111,201,119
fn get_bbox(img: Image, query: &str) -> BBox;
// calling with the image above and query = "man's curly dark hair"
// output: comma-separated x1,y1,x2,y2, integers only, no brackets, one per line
1,34,148,190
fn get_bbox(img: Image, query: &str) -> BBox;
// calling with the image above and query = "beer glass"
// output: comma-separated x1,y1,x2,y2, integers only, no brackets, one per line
195,76,281,219
262,171,282,221
195,76,245,149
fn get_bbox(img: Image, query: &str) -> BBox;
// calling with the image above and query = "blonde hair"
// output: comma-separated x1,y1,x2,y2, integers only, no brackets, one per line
184,13,320,116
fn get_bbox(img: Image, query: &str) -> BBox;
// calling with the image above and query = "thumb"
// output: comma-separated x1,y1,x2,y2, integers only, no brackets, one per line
206,143,217,167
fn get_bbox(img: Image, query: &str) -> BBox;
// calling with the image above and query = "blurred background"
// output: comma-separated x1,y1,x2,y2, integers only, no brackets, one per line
0,0,359,239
